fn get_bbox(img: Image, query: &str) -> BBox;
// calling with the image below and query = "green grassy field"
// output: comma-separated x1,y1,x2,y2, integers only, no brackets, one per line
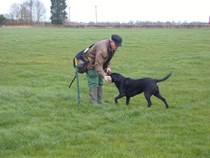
0,28,210,158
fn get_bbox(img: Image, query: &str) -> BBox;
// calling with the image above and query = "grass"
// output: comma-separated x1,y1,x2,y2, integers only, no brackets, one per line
0,28,210,157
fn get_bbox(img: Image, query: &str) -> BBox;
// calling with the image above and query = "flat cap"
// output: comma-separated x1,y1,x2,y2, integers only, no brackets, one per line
111,34,122,47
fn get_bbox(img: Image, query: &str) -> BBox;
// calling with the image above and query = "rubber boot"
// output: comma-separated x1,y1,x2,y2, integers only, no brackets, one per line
97,86,106,104
89,86,98,104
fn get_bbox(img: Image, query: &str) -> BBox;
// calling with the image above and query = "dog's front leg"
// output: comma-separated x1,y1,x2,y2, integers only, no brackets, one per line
126,96,130,105
114,94,125,104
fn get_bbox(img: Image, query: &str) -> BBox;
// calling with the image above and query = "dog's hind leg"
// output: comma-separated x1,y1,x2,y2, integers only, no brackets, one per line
144,92,152,108
154,92,169,109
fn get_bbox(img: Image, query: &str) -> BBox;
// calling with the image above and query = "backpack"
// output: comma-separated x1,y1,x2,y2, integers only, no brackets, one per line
73,44,94,74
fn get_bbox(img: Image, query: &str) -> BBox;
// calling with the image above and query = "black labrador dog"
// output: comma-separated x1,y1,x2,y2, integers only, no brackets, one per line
110,72,172,108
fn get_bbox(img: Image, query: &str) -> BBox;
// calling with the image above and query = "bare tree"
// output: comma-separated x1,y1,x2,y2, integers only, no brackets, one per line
20,2,31,21
9,3,21,20
8,0,46,23
33,0,46,22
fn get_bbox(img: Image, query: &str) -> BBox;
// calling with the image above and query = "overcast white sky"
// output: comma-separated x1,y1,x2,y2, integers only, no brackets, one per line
0,0,210,23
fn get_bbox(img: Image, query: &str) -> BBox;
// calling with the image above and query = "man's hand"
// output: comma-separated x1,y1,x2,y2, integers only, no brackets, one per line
105,68,112,75
104,76,112,83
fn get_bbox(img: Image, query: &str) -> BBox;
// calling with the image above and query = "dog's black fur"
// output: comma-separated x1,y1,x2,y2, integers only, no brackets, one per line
110,72,172,108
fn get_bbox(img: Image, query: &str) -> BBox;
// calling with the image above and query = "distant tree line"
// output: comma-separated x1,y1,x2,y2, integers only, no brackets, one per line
2,17,210,28
1,0,209,28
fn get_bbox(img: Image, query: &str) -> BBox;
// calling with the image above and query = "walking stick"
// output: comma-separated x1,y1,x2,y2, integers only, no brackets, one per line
69,75,76,88
75,67,80,106
69,57,81,107
74,58,80,107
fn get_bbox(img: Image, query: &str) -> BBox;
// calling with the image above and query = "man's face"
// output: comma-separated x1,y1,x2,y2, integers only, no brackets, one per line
110,40,119,50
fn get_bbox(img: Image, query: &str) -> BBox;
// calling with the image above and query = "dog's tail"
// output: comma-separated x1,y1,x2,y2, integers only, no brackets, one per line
155,72,172,83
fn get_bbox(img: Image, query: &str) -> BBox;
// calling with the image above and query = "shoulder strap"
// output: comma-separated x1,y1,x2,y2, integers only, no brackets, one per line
103,47,114,70
84,43,94,53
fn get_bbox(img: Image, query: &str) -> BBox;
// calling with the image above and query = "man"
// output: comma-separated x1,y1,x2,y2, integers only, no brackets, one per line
86,34,123,104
